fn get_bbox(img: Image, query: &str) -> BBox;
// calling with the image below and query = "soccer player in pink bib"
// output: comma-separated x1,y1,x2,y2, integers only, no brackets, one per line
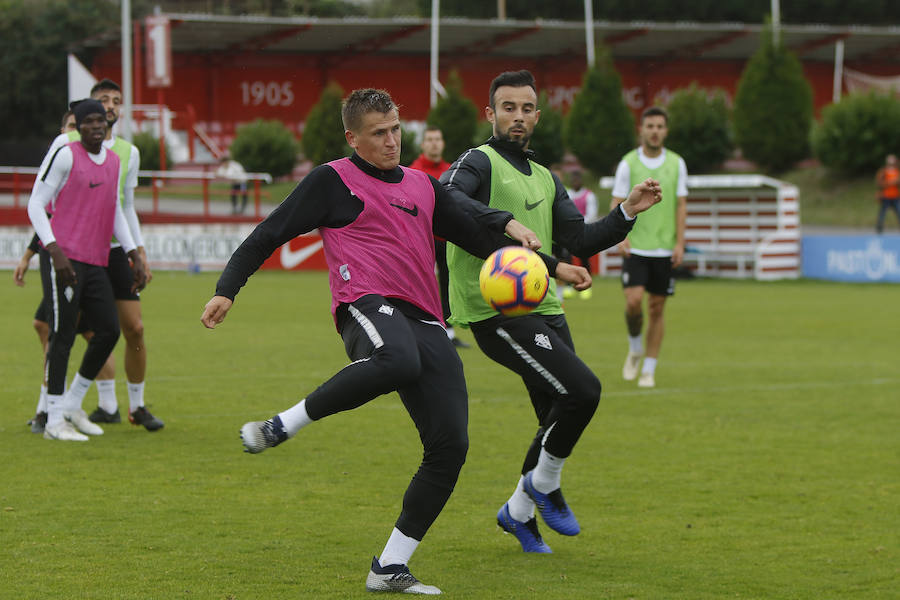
27,99,147,442
201,88,589,595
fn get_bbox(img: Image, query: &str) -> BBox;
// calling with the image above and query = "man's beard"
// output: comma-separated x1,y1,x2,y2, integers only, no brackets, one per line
496,128,530,149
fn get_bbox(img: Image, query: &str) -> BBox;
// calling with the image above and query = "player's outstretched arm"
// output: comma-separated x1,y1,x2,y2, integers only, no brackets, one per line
620,178,662,217
201,296,233,329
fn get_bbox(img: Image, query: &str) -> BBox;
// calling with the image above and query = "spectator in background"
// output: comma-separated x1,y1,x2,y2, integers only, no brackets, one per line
409,126,469,348
216,154,249,215
875,153,900,234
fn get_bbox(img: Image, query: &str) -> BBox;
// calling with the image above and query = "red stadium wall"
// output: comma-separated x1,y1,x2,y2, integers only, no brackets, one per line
91,47,880,150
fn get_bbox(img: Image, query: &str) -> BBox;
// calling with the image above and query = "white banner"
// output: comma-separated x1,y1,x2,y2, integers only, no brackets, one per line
0,224,257,271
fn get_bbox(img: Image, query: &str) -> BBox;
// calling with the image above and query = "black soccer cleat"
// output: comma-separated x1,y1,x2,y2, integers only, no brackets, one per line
89,406,122,424
129,406,165,431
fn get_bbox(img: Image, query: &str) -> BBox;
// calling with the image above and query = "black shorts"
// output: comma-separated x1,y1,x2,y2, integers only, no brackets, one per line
106,246,140,301
34,252,91,333
35,294,92,334
621,254,675,296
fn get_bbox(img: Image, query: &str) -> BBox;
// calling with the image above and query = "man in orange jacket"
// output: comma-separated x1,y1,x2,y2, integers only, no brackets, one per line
876,153,900,234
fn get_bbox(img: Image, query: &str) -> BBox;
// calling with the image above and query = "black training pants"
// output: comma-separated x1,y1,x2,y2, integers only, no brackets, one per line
39,250,120,395
305,294,469,541
471,313,600,473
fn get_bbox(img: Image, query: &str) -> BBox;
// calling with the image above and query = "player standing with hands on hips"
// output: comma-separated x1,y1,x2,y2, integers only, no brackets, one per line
441,70,662,553
201,88,588,595
611,106,688,389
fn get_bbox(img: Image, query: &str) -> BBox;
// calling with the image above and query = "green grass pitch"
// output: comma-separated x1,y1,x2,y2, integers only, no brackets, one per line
1,270,897,599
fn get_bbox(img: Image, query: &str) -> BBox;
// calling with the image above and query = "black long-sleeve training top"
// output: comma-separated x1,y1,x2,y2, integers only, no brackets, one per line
215,153,560,305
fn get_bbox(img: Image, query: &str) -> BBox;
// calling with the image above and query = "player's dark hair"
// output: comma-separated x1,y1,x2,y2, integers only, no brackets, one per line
489,70,536,109
90,78,121,96
341,88,398,132
423,124,442,134
641,106,668,124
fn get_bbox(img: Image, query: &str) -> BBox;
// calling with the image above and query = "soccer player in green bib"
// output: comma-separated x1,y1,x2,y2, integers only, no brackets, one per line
610,106,688,389
442,70,662,553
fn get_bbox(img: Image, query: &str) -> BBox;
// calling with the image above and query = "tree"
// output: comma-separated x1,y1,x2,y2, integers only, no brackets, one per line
399,125,418,167
664,84,733,173
529,91,565,168
812,91,900,176
0,0,117,145
564,53,635,176
230,119,299,178
426,70,480,163
132,132,173,185
733,27,813,173
301,81,349,166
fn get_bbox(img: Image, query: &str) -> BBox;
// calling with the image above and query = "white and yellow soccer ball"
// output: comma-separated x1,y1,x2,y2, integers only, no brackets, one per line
479,246,549,316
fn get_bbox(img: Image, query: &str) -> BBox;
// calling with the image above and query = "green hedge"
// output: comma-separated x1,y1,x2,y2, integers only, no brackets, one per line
426,70,480,163
230,119,299,178
301,82,349,167
665,84,733,173
812,91,900,176
564,53,635,175
733,27,813,173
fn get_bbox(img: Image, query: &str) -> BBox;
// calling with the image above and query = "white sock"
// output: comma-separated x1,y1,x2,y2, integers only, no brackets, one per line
531,448,566,494
96,379,117,413
628,335,643,355
47,394,65,427
507,476,536,522
379,527,420,568
642,357,657,375
37,384,48,414
127,381,145,412
278,398,313,437
66,373,93,412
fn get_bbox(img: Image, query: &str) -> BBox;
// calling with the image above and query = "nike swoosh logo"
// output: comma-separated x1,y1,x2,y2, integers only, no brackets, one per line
280,239,324,269
525,198,544,210
89,181,103,188
390,203,418,217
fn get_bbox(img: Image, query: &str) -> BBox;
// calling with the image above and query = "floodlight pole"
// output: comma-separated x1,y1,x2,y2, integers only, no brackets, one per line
120,0,133,141
430,0,439,108
833,40,844,103
771,0,781,47
584,0,595,67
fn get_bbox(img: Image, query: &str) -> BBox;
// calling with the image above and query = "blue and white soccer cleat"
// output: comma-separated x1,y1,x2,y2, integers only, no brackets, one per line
497,503,552,553
240,415,288,454
522,471,581,536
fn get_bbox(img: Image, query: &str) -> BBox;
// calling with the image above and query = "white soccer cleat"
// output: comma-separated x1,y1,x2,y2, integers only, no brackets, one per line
365,557,441,595
64,409,104,436
44,420,89,442
623,352,642,381
638,372,655,388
